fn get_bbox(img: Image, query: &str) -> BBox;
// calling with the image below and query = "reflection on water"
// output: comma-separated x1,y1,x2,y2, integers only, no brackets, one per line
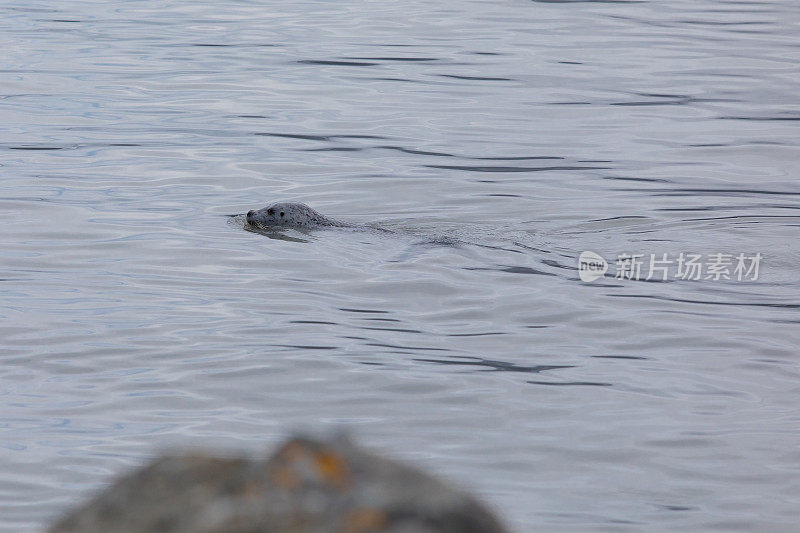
1,0,799,531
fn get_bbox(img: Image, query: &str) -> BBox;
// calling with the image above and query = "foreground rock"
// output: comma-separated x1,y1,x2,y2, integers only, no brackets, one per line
50,434,508,533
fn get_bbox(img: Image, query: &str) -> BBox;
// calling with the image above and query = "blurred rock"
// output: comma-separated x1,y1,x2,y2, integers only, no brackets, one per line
50,434,508,533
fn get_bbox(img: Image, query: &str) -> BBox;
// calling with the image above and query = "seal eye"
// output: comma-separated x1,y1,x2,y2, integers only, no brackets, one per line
280,212,285,217
267,208,274,215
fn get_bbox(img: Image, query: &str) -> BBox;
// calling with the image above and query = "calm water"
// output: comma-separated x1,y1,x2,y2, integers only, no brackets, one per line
2,0,799,531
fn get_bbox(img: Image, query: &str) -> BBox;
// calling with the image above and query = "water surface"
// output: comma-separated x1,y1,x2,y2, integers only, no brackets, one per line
1,0,799,531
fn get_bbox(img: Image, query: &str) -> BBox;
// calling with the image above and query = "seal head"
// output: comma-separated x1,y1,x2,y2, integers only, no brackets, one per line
246,202,340,228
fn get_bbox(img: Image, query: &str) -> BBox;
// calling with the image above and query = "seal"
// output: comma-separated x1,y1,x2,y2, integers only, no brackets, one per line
246,202,345,229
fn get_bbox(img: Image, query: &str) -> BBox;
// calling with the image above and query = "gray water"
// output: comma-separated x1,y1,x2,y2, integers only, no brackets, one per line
2,0,799,531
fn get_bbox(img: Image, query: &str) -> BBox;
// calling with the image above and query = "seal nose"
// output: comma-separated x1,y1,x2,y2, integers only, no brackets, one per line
246,210,255,223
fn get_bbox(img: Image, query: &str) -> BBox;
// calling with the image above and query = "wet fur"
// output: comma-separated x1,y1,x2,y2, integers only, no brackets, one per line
246,202,345,229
